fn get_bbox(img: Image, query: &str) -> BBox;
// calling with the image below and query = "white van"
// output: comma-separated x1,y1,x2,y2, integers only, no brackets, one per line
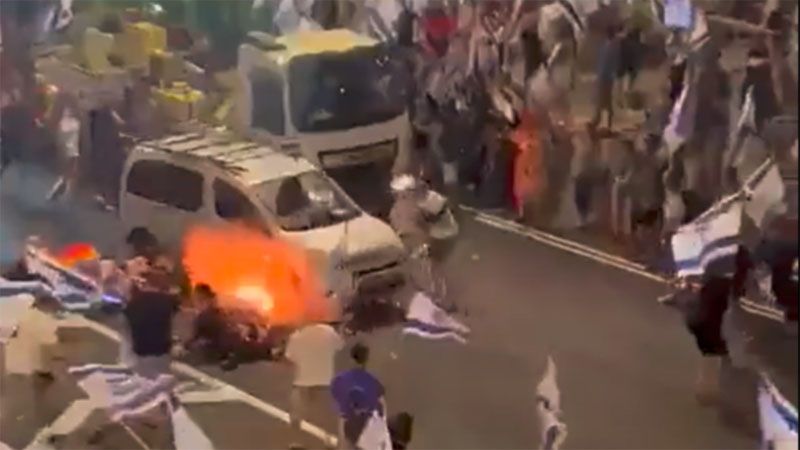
119,130,406,295
235,29,413,216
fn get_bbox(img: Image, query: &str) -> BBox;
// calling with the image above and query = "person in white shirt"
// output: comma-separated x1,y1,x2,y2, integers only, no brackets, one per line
285,320,344,449
47,96,81,201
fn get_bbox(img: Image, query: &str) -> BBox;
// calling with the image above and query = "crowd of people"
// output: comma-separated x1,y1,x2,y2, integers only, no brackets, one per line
2,0,799,449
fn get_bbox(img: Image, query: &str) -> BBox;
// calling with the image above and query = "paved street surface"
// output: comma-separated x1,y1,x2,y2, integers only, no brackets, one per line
2,164,796,450
1,325,329,450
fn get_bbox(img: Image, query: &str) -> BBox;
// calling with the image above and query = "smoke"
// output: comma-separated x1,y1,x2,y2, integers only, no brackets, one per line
0,162,127,267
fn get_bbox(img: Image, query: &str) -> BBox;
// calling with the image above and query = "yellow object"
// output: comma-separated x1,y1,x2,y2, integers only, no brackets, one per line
274,29,377,62
114,21,167,70
150,50,184,86
79,27,114,74
153,82,204,123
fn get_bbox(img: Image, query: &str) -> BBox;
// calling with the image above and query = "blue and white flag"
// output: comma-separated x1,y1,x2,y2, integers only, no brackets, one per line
70,364,215,449
758,375,798,450
24,246,99,311
730,86,756,157
663,0,693,30
743,158,786,229
69,364,177,422
663,68,698,154
671,196,743,278
356,410,392,450
403,292,469,343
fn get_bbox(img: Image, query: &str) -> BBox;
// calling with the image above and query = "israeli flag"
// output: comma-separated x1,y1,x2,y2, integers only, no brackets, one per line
662,68,698,154
663,0,693,30
70,364,215,449
758,375,798,450
24,247,99,311
730,87,757,157
356,410,392,450
743,159,786,229
671,197,743,278
69,364,177,422
403,292,469,343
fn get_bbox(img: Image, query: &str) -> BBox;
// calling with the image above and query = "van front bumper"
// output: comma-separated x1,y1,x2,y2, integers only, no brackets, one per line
352,260,405,292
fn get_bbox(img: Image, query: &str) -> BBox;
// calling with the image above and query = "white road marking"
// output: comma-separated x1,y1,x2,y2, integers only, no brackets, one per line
72,316,338,447
472,213,665,282
464,206,649,270
468,209,785,322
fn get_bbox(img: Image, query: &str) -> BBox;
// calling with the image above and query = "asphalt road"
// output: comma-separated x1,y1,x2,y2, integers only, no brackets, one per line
1,163,795,450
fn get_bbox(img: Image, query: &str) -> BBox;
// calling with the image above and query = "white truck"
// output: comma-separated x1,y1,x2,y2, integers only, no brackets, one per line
235,29,413,216
118,128,406,298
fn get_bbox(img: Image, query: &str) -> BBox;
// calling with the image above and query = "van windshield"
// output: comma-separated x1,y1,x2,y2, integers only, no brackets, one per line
288,45,408,132
254,171,361,231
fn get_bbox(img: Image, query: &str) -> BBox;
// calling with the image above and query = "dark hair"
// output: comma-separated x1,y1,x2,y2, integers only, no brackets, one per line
350,342,369,365
195,283,215,299
126,227,158,248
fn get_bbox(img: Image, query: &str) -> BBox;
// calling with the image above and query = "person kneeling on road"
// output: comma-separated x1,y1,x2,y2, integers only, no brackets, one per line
184,284,237,365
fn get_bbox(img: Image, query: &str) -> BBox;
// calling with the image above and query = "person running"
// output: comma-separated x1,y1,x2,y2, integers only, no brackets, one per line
331,343,387,449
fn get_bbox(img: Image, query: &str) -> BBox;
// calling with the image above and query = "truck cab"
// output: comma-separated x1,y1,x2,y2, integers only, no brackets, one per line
235,29,413,217
118,129,406,301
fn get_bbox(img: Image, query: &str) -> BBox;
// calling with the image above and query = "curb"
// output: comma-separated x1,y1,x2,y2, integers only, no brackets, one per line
461,206,786,323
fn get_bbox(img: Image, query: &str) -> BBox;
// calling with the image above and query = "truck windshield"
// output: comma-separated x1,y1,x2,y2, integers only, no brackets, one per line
254,171,361,231
288,45,407,132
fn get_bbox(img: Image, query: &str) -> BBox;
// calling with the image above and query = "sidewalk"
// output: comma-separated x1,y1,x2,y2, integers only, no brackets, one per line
1,323,328,450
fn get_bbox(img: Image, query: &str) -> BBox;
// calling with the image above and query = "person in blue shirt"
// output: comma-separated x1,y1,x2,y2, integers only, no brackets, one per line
331,343,386,449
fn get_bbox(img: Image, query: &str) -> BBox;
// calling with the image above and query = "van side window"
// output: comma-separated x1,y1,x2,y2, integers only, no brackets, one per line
126,160,203,211
249,67,285,135
213,179,260,223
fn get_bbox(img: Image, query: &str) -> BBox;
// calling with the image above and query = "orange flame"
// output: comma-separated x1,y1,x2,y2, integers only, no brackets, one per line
55,243,100,267
182,225,330,326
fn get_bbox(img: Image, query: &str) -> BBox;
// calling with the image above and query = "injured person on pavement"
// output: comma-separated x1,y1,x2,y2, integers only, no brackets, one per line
182,284,291,369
